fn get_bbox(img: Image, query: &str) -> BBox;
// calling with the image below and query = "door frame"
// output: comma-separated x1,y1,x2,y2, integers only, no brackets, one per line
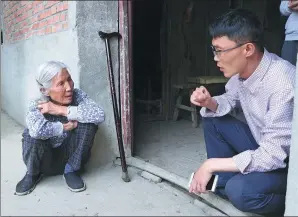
119,0,134,156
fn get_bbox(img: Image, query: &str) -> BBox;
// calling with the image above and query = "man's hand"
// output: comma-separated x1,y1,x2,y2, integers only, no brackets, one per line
37,101,67,116
63,121,78,131
289,0,298,11
189,161,213,194
190,86,211,107
189,158,240,194
190,86,218,111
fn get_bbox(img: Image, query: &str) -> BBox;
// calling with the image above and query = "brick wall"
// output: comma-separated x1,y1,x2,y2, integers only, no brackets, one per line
3,1,68,44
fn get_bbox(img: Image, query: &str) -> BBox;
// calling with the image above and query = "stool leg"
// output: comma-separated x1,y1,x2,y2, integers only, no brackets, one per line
191,103,198,128
190,89,198,128
173,89,182,121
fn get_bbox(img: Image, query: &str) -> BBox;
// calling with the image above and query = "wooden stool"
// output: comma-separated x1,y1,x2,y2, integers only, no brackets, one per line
172,76,228,128
172,83,198,128
187,76,228,85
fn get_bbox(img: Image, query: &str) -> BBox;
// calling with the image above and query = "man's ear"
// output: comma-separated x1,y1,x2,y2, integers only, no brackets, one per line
245,43,255,57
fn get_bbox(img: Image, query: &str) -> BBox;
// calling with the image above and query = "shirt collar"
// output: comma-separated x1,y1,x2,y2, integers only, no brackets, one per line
240,49,271,93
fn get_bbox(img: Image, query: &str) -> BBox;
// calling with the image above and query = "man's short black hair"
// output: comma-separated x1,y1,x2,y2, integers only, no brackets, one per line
209,8,264,52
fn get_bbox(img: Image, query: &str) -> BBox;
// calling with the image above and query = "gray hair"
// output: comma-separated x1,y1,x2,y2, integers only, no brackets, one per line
36,61,70,90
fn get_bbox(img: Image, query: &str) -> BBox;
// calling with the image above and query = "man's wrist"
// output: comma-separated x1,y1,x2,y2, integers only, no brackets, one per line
207,98,218,112
206,158,240,173
205,159,216,173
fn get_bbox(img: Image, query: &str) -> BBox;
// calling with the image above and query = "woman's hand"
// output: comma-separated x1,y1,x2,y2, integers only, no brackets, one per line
63,121,78,131
37,101,67,116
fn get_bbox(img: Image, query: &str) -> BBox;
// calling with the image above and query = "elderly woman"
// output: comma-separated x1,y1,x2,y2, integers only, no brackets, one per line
15,61,105,196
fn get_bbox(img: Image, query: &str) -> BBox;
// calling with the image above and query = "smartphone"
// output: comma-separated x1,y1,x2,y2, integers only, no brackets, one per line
188,172,218,192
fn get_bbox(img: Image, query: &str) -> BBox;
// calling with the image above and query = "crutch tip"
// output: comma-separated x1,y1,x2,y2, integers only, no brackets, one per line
122,171,131,182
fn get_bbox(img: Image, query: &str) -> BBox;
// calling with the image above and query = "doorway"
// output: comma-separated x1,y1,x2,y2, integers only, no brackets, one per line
128,0,286,179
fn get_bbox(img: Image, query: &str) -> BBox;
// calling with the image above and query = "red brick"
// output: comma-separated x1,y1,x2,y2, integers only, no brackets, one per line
47,16,54,25
34,3,44,15
14,11,19,19
39,20,48,28
31,15,38,23
33,23,39,30
53,14,60,23
46,26,52,34
37,28,46,36
21,20,28,27
26,18,32,26
39,9,53,20
62,22,68,30
14,31,20,38
52,23,62,33
22,27,30,34
56,3,64,12
21,1,27,7
5,8,12,18
33,1,42,7
23,11,31,20
16,8,23,17
47,10,52,18
16,16,22,23
38,11,46,20
27,2,33,10
12,3,19,13
60,12,67,22
63,1,68,10
51,5,57,15
45,1,59,9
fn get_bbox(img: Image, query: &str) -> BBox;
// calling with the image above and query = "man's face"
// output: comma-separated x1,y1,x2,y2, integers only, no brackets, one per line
211,36,248,78
48,68,74,105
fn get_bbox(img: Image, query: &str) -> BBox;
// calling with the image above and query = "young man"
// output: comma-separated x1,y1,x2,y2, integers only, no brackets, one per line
16,61,105,195
280,0,298,66
190,9,295,216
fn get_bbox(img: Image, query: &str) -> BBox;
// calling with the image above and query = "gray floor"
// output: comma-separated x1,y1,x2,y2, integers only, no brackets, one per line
1,111,213,216
135,118,207,179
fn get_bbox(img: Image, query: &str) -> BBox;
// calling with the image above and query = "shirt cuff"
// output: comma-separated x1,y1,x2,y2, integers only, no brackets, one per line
67,106,78,121
52,122,64,136
232,150,253,174
200,96,230,117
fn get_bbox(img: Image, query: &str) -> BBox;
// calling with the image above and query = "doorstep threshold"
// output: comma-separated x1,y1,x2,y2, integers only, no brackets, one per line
114,156,261,217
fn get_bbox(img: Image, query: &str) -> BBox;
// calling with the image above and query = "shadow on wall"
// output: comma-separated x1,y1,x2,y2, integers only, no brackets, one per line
88,124,116,168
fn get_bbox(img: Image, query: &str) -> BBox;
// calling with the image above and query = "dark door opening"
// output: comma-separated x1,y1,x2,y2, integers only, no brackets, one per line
130,0,286,178
132,0,164,123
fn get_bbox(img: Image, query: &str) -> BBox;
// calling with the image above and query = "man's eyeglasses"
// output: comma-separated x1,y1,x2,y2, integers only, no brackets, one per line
211,41,256,57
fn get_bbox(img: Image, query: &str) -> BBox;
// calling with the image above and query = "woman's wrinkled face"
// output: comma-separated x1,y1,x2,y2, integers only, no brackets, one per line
48,68,74,105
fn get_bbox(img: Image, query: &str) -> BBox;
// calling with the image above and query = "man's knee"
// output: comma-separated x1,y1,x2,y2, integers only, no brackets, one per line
225,175,272,213
202,116,228,130
225,176,249,212
202,117,215,131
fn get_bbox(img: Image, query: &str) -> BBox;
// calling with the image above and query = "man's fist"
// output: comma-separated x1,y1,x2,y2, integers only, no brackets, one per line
289,0,298,11
190,86,212,107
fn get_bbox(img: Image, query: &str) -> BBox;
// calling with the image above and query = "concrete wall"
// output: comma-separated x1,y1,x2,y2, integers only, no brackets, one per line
285,55,298,216
76,1,119,167
1,1,119,168
1,1,79,126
